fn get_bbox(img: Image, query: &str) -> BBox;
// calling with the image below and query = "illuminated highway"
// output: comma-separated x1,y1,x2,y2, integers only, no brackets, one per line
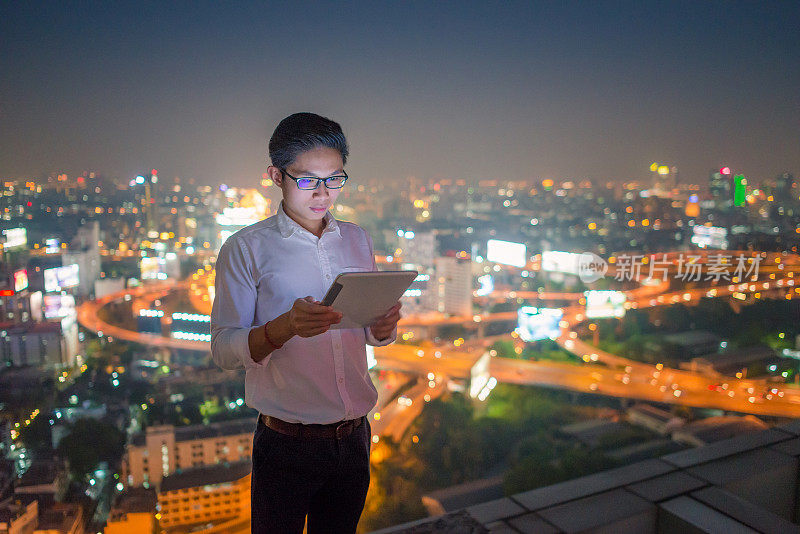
76,249,800,429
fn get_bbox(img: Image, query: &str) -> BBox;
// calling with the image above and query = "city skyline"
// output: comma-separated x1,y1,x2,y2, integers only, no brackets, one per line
1,1,798,187
1,141,799,531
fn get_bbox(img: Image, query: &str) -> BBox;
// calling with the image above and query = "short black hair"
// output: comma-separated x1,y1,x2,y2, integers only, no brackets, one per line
268,112,349,170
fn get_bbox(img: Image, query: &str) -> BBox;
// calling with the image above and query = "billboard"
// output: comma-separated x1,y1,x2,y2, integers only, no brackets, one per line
2,228,27,249
43,294,76,319
486,239,526,268
541,251,608,283
44,264,80,292
13,269,28,292
541,251,583,275
517,307,563,341
585,290,626,318
215,206,261,227
691,225,728,249
45,238,60,254
94,278,125,299
140,255,180,280
140,257,163,280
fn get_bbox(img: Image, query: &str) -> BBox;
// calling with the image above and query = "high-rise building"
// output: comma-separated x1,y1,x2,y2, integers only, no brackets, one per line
121,419,254,489
709,167,733,210
650,163,677,194
392,230,438,315
775,172,796,204
62,221,100,297
105,488,157,534
157,461,251,530
397,230,436,272
0,322,70,368
145,170,158,235
434,256,473,316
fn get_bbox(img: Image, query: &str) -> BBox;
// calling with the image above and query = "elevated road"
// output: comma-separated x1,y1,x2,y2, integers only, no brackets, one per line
76,250,800,421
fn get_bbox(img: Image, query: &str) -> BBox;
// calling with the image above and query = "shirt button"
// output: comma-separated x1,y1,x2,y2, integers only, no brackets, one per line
338,378,344,384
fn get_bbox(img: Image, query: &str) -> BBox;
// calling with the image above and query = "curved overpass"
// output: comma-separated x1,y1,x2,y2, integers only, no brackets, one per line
76,250,800,418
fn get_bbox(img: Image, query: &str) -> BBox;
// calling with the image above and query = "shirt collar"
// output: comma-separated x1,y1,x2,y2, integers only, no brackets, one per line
277,202,341,239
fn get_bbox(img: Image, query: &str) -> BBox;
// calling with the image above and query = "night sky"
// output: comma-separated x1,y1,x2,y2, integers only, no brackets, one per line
1,1,798,187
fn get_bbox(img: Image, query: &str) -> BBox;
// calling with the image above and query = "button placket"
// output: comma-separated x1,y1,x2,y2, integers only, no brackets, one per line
319,236,353,418
318,241,332,286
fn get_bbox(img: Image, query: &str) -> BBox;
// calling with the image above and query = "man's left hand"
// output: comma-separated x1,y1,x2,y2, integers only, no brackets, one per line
369,302,401,341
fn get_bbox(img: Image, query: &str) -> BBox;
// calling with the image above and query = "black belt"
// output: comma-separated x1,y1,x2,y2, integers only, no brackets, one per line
261,414,363,440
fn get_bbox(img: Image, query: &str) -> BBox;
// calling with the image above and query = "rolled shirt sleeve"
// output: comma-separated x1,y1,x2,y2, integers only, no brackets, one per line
365,325,397,347
210,237,269,370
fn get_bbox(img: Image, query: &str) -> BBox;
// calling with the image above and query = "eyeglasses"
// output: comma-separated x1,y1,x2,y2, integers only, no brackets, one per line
280,169,349,190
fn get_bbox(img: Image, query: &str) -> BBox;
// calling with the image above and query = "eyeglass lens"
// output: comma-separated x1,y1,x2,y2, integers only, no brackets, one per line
296,176,346,190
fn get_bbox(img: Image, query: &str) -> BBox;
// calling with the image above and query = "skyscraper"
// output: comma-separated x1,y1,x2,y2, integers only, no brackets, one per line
434,256,472,316
709,167,732,211
650,163,677,194
775,172,797,204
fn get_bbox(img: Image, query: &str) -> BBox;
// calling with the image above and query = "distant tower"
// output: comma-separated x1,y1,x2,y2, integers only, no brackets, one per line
650,163,676,194
145,169,158,233
434,256,472,316
670,166,679,188
775,172,796,204
709,167,732,211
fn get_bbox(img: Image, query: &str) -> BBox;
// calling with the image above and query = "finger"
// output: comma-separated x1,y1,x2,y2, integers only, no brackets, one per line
383,303,402,317
297,317,340,330
297,297,322,309
372,317,397,330
297,300,338,315
301,310,343,323
294,298,315,311
373,314,391,326
371,319,393,331
300,325,331,337
376,311,400,325
373,325,396,337
297,310,342,323
298,321,332,333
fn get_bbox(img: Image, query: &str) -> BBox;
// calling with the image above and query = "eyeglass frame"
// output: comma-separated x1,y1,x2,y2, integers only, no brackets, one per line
280,169,349,190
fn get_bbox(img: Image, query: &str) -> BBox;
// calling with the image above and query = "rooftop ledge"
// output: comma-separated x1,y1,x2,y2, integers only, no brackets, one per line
372,419,800,533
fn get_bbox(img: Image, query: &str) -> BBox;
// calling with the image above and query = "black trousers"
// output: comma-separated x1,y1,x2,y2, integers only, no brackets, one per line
251,415,371,534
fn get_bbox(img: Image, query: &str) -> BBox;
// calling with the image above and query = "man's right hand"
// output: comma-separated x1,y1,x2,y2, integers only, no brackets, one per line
288,296,343,338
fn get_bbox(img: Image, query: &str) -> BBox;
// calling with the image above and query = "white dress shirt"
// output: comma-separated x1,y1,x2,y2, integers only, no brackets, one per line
210,204,395,424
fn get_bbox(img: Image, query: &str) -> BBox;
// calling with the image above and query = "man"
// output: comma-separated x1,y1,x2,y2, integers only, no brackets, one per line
210,112,400,533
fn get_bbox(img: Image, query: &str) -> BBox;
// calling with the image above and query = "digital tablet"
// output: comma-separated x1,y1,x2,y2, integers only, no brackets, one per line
322,270,418,329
